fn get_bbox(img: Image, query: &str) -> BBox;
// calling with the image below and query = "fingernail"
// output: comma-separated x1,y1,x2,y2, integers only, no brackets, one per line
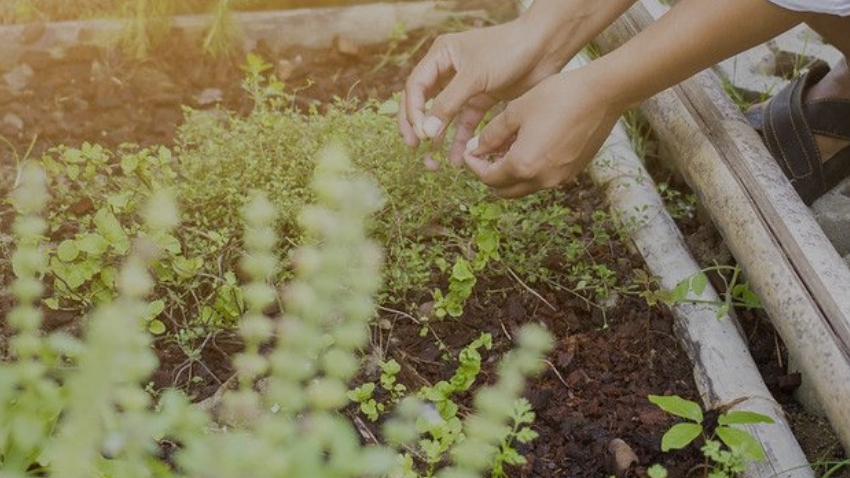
423,116,443,138
465,136,480,154
423,154,440,171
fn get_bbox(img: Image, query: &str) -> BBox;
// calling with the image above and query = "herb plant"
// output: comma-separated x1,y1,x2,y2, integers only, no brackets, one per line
1,148,553,477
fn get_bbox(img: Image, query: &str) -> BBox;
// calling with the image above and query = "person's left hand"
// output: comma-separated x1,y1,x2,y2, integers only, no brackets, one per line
462,66,626,198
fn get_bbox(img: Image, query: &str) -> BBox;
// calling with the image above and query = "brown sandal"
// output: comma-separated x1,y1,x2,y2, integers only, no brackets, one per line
745,63,850,205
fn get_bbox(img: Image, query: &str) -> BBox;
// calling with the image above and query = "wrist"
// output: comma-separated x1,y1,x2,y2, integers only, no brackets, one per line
517,0,638,70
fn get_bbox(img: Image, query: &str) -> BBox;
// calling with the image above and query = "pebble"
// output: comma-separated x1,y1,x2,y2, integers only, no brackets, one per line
276,59,296,81
334,35,360,57
2,113,24,131
196,88,224,106
605,438,640,478
3,64,34,95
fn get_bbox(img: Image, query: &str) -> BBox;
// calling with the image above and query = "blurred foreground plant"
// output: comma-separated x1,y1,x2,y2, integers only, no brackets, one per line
1,146,551,477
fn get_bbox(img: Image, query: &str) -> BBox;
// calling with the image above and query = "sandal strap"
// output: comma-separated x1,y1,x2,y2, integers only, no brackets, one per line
804,99,850,140
761,64,827,196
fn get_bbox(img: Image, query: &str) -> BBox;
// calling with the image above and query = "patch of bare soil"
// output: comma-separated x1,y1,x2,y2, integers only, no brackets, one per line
3,13,840,478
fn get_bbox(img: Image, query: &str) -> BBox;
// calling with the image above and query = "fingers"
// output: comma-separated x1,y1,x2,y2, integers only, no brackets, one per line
462,104,570,198
397,93,419,147
447,94,494,166
462,108,522,186
402,41,456,140
423,72,482,139
465,147,563,199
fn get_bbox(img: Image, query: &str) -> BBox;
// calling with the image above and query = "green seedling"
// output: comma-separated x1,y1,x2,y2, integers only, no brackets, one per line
661,265,762,319
649,394,774,477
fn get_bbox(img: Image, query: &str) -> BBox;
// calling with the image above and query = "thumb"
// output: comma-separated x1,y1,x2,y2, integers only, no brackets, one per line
422,74,481,139
469,106,519,158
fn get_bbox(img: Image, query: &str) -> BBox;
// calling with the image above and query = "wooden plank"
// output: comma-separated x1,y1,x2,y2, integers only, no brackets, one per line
593,0,850,455
590,110,813,478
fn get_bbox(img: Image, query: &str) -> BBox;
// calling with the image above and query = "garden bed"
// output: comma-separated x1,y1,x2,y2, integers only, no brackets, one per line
0,2,846,477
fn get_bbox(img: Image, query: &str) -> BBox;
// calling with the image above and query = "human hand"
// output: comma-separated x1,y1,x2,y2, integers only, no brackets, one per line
398,20,564,167
462,67,625,198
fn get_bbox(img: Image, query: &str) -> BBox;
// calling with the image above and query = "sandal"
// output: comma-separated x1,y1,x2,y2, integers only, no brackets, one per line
745,63,850,205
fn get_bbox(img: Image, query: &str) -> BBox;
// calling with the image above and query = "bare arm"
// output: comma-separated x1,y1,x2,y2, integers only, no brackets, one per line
597,0,802,110
464,0,805,197
519,0,638,73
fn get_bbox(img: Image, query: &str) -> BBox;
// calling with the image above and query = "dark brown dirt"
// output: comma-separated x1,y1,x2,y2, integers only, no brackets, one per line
1,11,843,478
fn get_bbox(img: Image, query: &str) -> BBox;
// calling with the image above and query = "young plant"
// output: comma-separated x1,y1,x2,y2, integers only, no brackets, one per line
491,398,540,478
662,265,762,319
414,333,493,473
649,394,775,477
433,202,503,319
347,358,407,422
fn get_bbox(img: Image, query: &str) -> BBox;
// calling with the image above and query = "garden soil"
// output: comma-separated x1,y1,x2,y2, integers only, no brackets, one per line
0,19,846,478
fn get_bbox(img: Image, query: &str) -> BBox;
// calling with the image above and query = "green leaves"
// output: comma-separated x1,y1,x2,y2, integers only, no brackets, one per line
718,410,775,426
661,423,703,451
56,240,80,262
76,233,110,256
649,395,705,451
650,394,775,471
715,426,766,461
145,300,167,335
93,209,130,255
648,394,703,423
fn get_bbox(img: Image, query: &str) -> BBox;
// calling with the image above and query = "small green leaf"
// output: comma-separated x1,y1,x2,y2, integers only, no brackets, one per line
93,209,129,254
451,258,475,282
76,233,109,256
121,155,139,175
660,423,703,451
147,319,166,335
500,447,525,465
146,299,166,318
648,395,704,423
56,240,80,262
152,232,181,255
66,163,80,180
716,426,766,461
647,464,668,478
671,279,690,301
380,359,401,375
718,410,774,426
108,192,132,211
691,272,708,296
515,427,538,443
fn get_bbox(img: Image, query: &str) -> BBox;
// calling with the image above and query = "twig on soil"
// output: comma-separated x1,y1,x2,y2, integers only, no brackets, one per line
352,416,380,445
774,332,784,369
541,359,571,390
499,319,513,341
376,305,421,324
507,267,557,311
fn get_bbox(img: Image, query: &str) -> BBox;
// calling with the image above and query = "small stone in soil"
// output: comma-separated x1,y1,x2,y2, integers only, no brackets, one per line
605,438,640,478
2,113,24,131
334,35,360,57
195,88,224,106
3,64,34,94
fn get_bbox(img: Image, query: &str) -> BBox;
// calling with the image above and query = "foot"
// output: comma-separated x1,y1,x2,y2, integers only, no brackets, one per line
804,58,850,162
745,60,850,204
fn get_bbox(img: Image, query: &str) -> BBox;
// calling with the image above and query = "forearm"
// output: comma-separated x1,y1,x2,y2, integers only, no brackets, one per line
518,0,638,68
591,0,803,110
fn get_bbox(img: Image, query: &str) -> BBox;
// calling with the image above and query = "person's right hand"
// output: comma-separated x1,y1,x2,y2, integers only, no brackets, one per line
398,19,565,167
